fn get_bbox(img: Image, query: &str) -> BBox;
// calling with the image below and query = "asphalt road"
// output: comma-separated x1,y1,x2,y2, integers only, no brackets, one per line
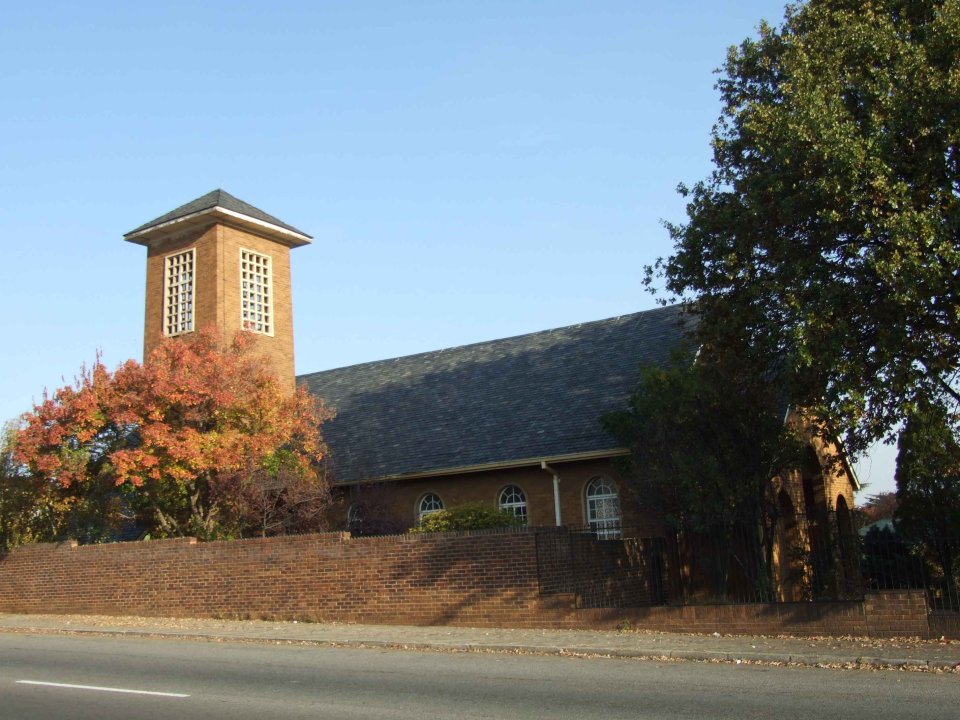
0,634,956,720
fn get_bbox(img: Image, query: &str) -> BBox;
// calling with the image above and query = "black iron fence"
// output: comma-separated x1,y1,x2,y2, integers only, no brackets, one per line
859,522,960,612
535,527,666,608
535,514,960,612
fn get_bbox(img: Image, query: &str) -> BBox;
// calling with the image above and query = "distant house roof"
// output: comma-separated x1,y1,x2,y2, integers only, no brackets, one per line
298,304,693,484
124,189,312,247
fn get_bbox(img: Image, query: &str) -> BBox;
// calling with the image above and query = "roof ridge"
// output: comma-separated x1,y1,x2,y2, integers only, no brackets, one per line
296,304,687,379
124,189,311,238
299,302,693,483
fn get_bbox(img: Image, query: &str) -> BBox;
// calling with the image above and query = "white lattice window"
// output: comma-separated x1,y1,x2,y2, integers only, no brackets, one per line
163,249,195,336
240,249,273,335
417,493,444,521
586,476,621,539
498,485,528,524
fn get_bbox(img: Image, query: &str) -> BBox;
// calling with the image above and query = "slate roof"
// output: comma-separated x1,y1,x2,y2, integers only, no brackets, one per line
298,304,694,484
125,189,311,238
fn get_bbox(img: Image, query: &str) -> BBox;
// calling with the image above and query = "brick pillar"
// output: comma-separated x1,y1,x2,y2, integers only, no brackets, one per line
864,590,930,638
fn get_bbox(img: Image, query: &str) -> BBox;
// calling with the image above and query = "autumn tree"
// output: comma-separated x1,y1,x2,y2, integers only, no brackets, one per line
858,492,898,524
16,330,333,541
345,483,409,536
213,451,333,538
9,362,138,544
651,0,960,457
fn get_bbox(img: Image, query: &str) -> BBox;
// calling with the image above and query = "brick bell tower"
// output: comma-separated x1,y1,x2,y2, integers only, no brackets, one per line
124,190,312,393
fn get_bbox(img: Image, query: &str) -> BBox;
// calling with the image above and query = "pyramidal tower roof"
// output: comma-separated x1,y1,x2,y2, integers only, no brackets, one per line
124,189,312,247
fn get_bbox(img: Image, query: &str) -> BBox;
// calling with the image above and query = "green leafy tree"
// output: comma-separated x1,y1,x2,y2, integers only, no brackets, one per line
604,354,801,531
0,422,46,551
652,0,960,457
603,352,804,597
895,400,960,585
0,412,131,547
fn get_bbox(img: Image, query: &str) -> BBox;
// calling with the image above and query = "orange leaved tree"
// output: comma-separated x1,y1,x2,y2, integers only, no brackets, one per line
16,329,333,541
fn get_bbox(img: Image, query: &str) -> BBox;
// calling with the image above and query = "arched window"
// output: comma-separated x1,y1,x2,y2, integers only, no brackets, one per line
417,493,444,521
835,495,858,595
775,490,803,601
346,504,362,533
585,476,621,539
498,485,528,524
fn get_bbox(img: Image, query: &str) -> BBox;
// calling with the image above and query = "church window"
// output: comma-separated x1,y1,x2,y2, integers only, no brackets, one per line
585,476,621,539
163,249,195,336
347,504,362,533
417,493,444,521
240,249,273,336
498,485,528,524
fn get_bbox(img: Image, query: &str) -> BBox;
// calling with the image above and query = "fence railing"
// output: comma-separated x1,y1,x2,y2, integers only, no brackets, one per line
859,522,960,612
535,527,666,608
534,514,960,611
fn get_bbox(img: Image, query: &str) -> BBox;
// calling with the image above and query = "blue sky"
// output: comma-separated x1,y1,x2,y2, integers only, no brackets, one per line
0,1,896,497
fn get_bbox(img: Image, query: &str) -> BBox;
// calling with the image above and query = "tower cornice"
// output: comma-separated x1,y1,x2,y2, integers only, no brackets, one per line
124,189,312,248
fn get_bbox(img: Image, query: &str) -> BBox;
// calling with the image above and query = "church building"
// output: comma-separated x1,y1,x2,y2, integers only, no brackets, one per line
125,190,858,539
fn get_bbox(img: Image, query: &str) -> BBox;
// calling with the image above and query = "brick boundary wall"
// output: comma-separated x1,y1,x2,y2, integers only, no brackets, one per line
0,531,943,637
569,595,923,637
864,590,931,638
0,531,552,628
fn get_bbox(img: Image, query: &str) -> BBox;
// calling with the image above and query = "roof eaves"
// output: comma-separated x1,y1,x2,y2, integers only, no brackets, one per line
124,205,312,247
330,447,630,486
124,189,313,245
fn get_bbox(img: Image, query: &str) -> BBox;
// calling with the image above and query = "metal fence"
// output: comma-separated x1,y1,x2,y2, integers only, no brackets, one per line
535,514,960,611
859,523,960,612
534,527,666,608
649,511,865,605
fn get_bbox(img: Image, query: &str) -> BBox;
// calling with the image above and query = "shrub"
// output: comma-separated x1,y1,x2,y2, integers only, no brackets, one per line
409,503,522,533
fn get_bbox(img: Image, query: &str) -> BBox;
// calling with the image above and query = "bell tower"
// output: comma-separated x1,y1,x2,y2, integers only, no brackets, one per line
124,189,312,392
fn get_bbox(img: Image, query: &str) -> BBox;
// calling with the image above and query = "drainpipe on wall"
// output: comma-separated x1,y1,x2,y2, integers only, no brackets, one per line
540,461,562,527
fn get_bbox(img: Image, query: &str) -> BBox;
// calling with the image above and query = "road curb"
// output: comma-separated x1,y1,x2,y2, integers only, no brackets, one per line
2,625,955,671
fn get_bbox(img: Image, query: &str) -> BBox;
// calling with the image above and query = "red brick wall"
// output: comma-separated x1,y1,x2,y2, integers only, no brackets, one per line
141,221,298,393
863,590,930,638
0,532,940,637
568,601,874,636
327,458,667,534
536,532,665,608
0,531,552,627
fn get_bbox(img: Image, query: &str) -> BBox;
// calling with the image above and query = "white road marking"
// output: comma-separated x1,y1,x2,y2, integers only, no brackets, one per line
16,680,189,698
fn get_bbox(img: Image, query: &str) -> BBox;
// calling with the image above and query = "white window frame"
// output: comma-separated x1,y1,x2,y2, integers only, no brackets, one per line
498,485,528,524
417,493,444,522
239,248,274,336
163,248,195,337
585,476,621,539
